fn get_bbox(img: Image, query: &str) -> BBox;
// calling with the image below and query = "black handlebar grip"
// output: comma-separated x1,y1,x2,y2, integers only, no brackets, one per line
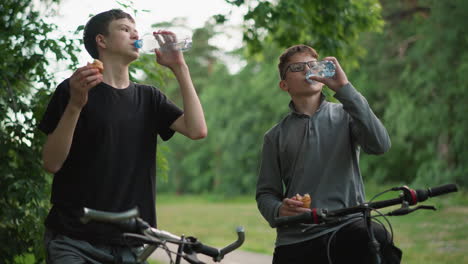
190,226,245,261
428,184,458,197
416,183,458,202
273,212,312,227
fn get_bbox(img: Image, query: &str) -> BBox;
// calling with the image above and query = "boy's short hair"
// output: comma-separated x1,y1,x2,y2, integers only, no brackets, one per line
278,45,319,80
83,9,134,59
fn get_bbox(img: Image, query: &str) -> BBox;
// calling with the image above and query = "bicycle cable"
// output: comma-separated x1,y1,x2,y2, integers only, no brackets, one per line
326,217,362,264
369,188,394,203
370,208,394,244
155,240,176,264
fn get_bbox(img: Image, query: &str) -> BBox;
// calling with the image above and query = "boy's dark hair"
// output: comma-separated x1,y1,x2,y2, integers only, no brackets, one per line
83,9,134,59
278,45,319,80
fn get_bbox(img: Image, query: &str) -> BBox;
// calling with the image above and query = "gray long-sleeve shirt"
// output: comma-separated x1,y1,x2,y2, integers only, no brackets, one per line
256,83,390,247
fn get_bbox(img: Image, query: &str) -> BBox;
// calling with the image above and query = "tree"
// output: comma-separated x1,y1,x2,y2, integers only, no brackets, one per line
219,0,383,68
348,0,468,187
0,0,80,262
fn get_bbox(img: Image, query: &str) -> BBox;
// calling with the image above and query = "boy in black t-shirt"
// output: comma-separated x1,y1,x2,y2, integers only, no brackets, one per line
40,9,207,263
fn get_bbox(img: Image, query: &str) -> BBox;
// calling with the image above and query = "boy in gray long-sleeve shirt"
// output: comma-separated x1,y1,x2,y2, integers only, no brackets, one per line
256,45,402,264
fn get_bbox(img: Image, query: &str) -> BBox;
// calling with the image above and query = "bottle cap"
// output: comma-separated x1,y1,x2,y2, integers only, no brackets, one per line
134,39,143,49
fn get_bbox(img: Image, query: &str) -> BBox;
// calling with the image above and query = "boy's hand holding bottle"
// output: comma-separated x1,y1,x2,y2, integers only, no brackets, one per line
306,57,349,91
134,30,192,69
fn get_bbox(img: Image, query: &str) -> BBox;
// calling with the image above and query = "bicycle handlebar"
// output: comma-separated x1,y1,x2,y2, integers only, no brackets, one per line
80,207,245,263
188,226,245,261
273,183,458,227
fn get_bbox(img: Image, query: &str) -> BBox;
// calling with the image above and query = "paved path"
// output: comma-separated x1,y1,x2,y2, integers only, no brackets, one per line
150,244,272,264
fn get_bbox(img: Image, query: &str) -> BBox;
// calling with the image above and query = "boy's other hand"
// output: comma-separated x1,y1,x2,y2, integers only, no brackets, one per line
69,65,103,110
279,197,312,217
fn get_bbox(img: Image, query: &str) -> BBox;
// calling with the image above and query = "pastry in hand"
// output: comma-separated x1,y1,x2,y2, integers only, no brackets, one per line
295,193,312,208
301,193,311,208
88,59,104,73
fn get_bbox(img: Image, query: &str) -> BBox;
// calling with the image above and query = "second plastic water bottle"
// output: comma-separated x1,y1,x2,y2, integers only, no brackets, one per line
134,33,192,53
305,60,336,83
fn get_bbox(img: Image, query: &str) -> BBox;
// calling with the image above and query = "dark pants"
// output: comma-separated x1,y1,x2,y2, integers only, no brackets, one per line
273,219,402,264
44,229,148,264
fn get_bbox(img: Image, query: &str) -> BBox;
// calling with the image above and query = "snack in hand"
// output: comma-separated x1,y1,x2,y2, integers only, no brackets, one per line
88,59,104,73
295,193,312,208
302,193,311,208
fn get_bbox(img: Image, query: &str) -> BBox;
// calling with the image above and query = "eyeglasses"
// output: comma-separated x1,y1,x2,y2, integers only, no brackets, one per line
282,60,318,79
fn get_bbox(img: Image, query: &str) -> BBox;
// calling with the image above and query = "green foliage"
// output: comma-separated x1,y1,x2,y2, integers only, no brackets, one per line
115,0,150,17
161,45,288,195
0,0,81,262
222,0,384,68
349,0,468,187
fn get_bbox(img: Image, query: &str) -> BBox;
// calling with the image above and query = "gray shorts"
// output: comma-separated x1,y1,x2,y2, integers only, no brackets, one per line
44,229,148,264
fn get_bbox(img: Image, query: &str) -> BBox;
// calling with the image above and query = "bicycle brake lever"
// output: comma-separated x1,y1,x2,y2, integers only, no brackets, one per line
416,205,437,211
388,205,436,216
300,217,341,233
182,237,206,264
183,253,205,264
301,215,361,233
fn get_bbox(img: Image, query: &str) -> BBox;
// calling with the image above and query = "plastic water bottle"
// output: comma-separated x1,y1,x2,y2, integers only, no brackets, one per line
134,33,192,53
305,60,336,83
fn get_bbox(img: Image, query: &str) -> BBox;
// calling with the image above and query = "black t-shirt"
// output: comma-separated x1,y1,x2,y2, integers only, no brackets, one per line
39,79,183,244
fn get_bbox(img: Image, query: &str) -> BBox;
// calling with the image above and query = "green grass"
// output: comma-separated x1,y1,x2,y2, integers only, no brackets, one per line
155,183,468,264
156,194,276,254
